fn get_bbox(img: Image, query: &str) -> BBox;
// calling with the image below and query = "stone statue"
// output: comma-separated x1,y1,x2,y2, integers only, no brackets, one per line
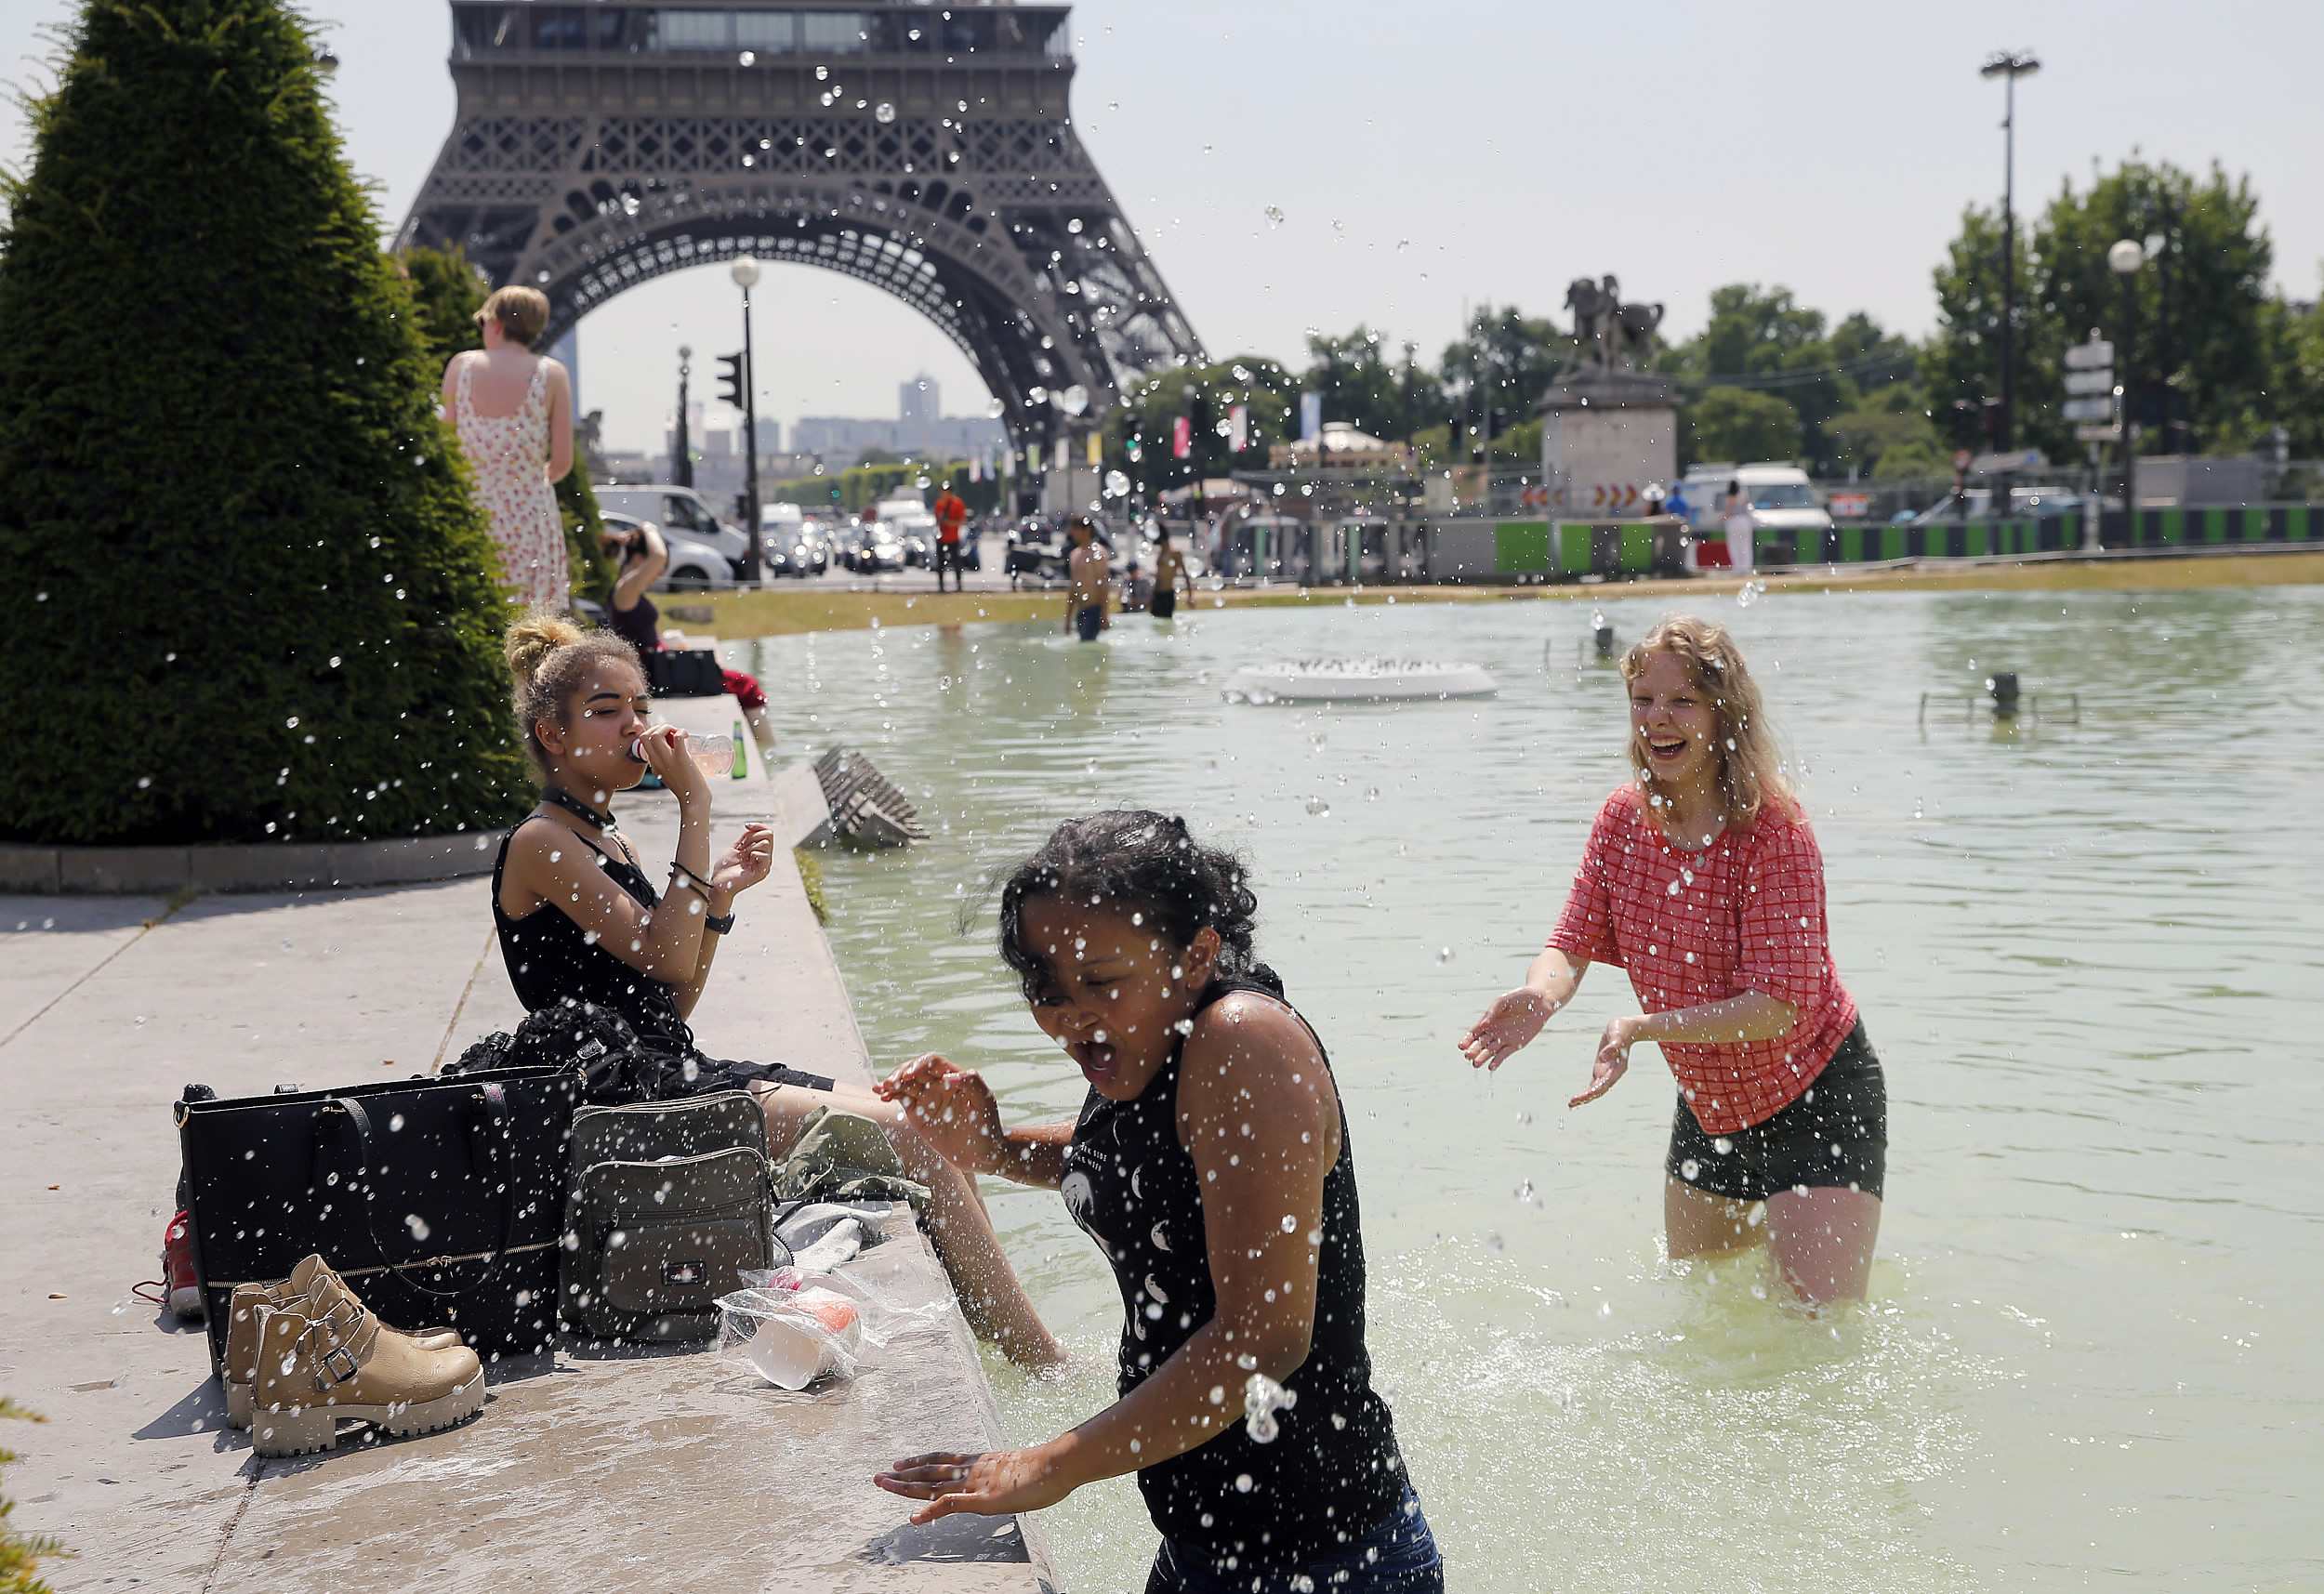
1564,274,1665,373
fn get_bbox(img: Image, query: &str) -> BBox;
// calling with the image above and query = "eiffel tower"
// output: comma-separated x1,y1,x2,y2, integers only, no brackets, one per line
396,1,1204,455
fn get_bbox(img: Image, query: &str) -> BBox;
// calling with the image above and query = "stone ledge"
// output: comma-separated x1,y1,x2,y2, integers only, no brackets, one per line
0,830,508,895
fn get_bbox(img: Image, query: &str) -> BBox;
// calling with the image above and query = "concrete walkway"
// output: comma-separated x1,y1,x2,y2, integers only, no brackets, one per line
0,769,1056,1592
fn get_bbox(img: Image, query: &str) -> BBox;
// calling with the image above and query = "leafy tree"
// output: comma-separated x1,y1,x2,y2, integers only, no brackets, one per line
396,243,609,604
1927,159,2275,460
1683,388,1802,467
2269,285,2324,457
1667,287,1920,473
1439,305,1565,454
1301,326,1404,441
1106,357,1296,491
0,0,531,846
1825,388,1946,479
0,1397,65,1592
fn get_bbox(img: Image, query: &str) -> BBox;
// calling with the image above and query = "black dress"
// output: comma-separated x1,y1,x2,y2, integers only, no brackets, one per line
490,816,830,1094
1059,969,1408,1574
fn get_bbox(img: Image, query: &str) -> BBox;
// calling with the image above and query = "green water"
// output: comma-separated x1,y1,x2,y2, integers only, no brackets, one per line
726,586,2323,1591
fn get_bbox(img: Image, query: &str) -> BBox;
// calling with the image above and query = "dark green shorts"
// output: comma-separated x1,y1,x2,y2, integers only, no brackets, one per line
1666,1020,1887,1202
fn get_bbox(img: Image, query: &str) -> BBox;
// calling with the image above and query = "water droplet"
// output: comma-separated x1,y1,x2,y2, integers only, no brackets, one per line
1059,384,1089,416
284,716,300,729
1736,578,1765,608
404,1214,430,1242
1304,797,1330,817
815,65,829,80
1103,469,1130,498
1263,205,1285,228
738,49,756,66
874,100,896,124
985,397,1006,418
1680,1159,1701,1181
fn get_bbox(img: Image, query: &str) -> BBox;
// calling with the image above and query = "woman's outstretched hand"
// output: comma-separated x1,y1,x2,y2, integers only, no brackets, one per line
710,823,776,896
875,1053,1003,1175
1459,987,1552,1071
874,1446,1074,1525
1570,1016,1640,1107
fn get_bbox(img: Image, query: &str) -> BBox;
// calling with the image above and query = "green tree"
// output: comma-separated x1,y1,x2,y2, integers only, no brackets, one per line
0,0,531,846
1,1397,65,1591
396,243,610,604
1667,288,1920,473
1684,387,1802,466
1106,357,1296,492
2270,284,2324,458
1301,325,1403,441
1440,305,1565,454
1926,159,2275,460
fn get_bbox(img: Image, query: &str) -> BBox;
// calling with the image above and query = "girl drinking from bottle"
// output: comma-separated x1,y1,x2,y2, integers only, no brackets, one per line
494,613,1062,1366
873,810,1441,1593
1456,614,1886,1305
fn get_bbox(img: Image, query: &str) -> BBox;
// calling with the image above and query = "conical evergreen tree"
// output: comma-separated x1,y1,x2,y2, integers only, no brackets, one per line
0,0,530,847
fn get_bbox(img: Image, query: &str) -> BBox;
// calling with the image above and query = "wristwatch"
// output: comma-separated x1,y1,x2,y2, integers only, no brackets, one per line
703,910,736,935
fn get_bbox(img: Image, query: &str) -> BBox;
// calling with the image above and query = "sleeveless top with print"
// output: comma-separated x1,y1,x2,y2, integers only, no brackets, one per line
455,355,567,612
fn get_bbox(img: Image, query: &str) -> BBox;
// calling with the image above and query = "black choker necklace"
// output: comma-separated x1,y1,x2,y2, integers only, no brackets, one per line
542,786,616,832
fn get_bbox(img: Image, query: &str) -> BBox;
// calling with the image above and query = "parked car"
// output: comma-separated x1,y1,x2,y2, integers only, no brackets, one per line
601,511,732,591
598,486,752,579
1904,485,2106,525
794,519,834,576
757,502,829,577
839,519,908,573
874,495,941,568
1005,516,1071,585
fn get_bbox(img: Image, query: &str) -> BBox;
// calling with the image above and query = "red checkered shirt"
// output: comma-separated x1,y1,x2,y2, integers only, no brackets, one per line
1547,786,1858,1135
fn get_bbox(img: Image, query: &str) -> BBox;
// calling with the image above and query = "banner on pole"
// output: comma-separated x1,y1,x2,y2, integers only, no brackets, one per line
1299,392,1322,443
1053,437,1067,471
1086,430,1103,467
1171,415,1193,460
1229,404,1249,453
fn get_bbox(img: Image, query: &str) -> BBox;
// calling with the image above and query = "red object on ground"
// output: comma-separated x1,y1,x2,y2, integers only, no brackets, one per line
161,1209,203,1320
1547,786,1859,1136
720,668,767,713
1694,534,1733,569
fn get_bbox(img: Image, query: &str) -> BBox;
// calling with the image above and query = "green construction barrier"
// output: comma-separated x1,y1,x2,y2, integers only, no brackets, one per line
1493,520,1552,575
1620,523,1653,573
2241,507,2268,542
2202,507,2228,544
1557,523,1592,574
2158,508,2185,546
1841,525,1865,563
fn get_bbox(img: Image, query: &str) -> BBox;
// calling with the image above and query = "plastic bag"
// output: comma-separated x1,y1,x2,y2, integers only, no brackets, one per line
717,1251,951,1390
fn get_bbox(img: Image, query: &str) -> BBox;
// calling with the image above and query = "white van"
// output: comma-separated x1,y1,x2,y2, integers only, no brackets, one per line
597,485,752,577
1677,463,1830,568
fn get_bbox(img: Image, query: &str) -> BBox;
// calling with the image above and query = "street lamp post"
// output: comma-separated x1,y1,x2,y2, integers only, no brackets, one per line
673,345,693,489
2108,238,2145,540
1980,49,2040,455
729,255,764,584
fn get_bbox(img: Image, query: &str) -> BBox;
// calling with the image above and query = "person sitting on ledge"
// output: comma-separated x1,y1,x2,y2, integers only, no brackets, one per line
494,613,1063,1369
599,518,778,763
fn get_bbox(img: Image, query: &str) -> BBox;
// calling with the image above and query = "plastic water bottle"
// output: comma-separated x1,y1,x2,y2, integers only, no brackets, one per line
730,718,748,780
630,733,734,780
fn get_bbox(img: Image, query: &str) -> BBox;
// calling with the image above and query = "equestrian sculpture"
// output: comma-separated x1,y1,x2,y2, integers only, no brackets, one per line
1564,275,1665,373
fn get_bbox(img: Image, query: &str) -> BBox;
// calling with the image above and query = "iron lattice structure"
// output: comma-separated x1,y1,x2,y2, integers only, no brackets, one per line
396,2,1204,450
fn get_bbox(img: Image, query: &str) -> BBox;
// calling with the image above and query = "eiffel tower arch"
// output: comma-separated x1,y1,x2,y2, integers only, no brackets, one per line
396,2,1205,463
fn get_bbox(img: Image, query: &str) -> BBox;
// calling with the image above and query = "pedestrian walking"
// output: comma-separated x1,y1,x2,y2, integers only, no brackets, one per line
1149,525,1194,620
441,286,573,611
932,481,970,592
1722,478,1755,575
1064,515,1110,641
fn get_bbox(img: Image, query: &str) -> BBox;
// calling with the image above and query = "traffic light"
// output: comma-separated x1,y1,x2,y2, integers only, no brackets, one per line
716,352,745,410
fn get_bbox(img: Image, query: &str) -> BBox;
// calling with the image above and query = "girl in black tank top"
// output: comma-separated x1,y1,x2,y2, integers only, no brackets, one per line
874,811,1442,1592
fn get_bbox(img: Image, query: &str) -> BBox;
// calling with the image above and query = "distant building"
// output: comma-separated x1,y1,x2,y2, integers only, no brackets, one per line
899,373,939,425
791,414,1007,466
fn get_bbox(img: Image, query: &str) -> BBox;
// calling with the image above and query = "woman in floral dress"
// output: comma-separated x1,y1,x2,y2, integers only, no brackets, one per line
442,286,574,611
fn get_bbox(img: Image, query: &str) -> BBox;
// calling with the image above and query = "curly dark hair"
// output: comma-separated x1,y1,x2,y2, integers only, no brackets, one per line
997,810,1259,1004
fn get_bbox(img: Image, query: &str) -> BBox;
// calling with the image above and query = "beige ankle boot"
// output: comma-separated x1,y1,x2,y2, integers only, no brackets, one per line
249,1297,484,1457
222,1256,462,1429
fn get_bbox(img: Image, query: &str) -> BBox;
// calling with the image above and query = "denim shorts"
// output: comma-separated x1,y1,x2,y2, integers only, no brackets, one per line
1143,1486,1444,1594
1666,1019,1887,1203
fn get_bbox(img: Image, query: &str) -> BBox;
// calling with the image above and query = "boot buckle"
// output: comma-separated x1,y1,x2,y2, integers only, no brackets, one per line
321,1345,361,1384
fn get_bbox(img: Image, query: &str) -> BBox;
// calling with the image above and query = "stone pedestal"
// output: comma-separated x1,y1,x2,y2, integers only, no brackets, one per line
1538,369,1678,519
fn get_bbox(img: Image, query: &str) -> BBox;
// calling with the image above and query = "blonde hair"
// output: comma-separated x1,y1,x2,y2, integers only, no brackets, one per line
477,285,550,347
1619,614,1797,830
504,611,640,779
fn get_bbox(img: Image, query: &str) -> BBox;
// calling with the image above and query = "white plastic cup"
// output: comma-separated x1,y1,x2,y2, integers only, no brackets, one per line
741,1288,864,1390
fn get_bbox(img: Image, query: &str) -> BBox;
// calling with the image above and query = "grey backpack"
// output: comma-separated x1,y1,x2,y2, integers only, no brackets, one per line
560,1091,782,1345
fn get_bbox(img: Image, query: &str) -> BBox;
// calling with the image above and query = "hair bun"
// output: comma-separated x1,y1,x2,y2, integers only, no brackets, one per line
504,610,585,686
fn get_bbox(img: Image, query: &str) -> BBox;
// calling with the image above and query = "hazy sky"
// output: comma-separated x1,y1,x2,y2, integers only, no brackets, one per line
7,0,2320,454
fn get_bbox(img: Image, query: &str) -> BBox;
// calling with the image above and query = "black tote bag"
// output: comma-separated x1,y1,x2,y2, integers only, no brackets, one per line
177,1066,580,1369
